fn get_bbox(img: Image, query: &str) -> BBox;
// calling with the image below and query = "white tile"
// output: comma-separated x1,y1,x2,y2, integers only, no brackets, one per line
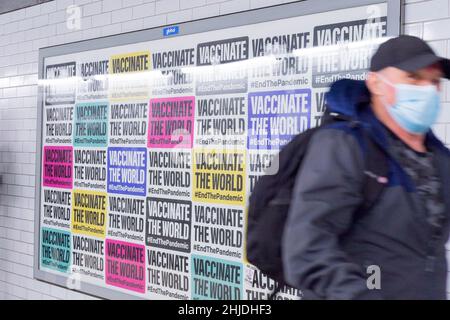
220,0,250,15
445,40,450,59
76,0,93,5
444,80,450,102
438,102,450,123
56,0,75,11
25,5,41,18
40,1,58,14
250,0,281,9
80,16,92,29
47,34,66,47
26,290,43,300
18,18,33,32
404,23,423,38
91,12,112,27
4,22,19,34
122,0,144,7
0,78,10,88
3,10,25,24
424,18,450,41
192,3,220,19
428,40,447,57
142,14,167,29
20,232,34,244
433,123,446,141
156,0,180,14
121,19,144,32
100,23,122,37
82,27,102,40
102,0,123,12
5,228,20,241
11,285,27,299
32,14,49,28
167,9,193,24
446,124,450,143
439,79,448,102
112,7,133,23
64,30,84,43
57,22,70,35
405,0,449,23
50,284,69,299
132,2,156,19
82,1,103,16
48,10,67,24
181,0,207,9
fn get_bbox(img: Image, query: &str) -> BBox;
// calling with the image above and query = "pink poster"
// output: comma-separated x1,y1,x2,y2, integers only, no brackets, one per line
43,146,73,189
148,96,195,148
105,239,146,293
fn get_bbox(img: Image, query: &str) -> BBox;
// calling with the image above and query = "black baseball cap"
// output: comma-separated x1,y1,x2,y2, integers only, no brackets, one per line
370,35,450,79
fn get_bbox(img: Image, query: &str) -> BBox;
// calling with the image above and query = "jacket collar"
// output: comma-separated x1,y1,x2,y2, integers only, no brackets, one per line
325,79,450,157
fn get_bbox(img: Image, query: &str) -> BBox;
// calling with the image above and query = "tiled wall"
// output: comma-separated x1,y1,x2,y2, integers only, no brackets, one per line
0,0,448,300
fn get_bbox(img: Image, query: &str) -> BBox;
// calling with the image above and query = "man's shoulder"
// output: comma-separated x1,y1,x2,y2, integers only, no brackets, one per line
305,124,366,169
311,124,364,151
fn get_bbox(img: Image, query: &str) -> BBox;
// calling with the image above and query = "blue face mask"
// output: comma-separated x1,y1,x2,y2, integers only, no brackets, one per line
378,75,441,134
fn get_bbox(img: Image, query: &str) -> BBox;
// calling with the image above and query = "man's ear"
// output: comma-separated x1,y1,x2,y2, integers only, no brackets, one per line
366,72,383,96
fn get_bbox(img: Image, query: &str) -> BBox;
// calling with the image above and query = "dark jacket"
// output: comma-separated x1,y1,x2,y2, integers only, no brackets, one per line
282,79,450,300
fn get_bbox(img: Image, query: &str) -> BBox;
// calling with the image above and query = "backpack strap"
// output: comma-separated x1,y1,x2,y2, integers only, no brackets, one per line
359,126,390,213
323,112,389,210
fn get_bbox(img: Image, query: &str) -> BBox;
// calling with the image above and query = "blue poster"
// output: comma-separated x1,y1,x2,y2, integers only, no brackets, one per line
248,89,311,150
191,254,243,300
74,102,108,147
40,227,71,273
107,147,147,196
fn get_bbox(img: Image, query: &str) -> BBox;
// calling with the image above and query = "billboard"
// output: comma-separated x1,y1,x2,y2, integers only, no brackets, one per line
35,0,401,299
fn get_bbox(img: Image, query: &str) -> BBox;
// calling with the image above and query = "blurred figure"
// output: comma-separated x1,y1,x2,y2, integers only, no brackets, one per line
282,35,450,299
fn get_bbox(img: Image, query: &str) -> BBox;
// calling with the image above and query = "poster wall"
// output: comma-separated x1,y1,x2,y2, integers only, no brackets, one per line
37,2,391,299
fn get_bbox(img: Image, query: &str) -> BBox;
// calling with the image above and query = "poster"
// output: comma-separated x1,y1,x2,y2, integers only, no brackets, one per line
38,3,389,299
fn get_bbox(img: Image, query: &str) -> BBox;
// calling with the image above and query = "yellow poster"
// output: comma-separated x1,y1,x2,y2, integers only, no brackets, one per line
72,189,107,238
193,149,246,206
109,51,151,101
